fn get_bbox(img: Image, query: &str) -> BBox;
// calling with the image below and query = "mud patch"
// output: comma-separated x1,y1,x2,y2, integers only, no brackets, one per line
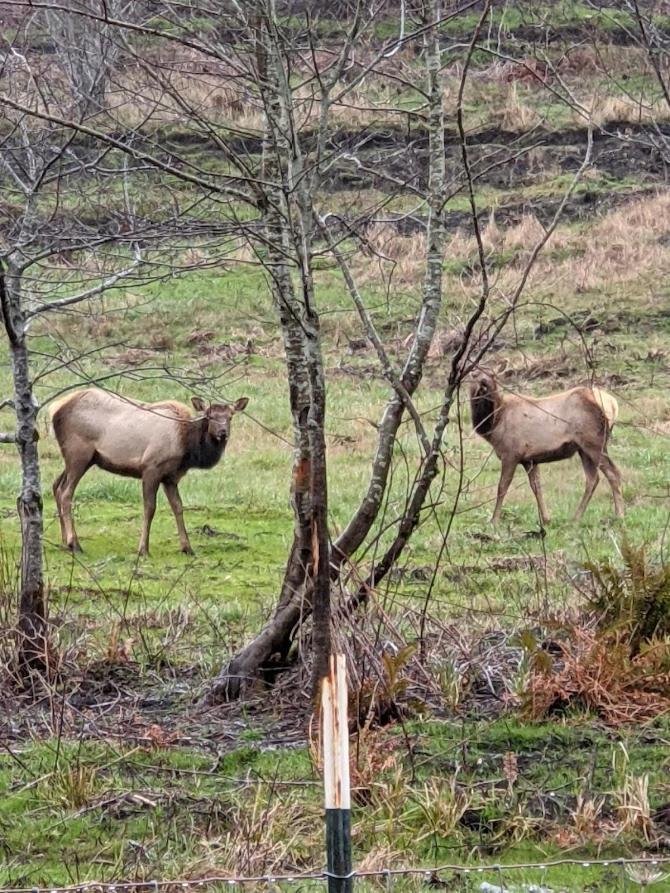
444,555,551,580
0,660,309,753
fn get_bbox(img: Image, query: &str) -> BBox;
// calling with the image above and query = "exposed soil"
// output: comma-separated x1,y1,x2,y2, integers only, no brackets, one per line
2,120,666,248
322,123,670,195
0,661,310,752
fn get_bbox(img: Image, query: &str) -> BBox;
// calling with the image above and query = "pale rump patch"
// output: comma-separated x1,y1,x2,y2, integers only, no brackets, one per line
469,373,623,525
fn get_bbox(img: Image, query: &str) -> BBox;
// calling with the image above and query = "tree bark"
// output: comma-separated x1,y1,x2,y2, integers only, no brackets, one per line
332,0,447,562
0,264,48,679
45,0,128,115
207,0,447,703
208,4,331,701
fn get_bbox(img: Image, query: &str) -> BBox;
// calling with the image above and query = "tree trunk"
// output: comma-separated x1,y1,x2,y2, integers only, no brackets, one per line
332,0,447,561
45,0,126,115
208,5,330,701
0,265,48,679
206,0,449,704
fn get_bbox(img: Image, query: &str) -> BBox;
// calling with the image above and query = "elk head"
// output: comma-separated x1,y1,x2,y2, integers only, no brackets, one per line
191,396,249,444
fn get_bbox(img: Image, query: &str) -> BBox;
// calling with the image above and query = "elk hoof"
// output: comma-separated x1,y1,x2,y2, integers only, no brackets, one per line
66,542,83,554
181,545,195,556
137,548,150,558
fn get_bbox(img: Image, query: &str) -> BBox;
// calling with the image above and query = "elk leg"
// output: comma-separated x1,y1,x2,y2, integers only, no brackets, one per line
525,463,550,526
491,460,517,524
599,454,624,518
138,474,160,557
162,481,193,555
59,463,89,552
52,471,66,544
574,452,599,521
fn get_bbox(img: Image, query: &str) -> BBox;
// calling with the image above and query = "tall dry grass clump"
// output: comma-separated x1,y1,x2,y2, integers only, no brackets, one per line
358,223,426,286
478,191,670,298
500,83,542,131
570,191,670,291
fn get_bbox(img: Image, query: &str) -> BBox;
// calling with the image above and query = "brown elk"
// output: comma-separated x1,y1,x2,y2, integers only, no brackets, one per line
469,371,623,525
50,389,249,556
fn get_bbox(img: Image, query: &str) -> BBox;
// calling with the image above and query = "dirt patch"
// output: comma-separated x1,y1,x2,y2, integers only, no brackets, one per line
105,347,161,368
499,353,579,382
322,122,669,196
0,660,309,752
444,555,553,582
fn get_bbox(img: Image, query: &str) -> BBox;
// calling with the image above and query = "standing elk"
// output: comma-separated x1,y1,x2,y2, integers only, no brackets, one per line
50,389,249,556
469,371,623,525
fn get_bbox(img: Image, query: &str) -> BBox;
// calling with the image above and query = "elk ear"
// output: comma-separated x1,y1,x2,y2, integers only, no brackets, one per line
232,397,249,413
191,396,207,413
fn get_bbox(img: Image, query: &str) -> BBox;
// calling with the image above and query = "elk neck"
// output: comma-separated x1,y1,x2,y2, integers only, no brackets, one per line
185,417,227,469
470,384,501,439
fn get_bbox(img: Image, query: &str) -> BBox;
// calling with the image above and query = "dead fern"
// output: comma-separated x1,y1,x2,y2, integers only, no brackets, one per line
585,542,670,655
524,626,670,725
523,545,670,724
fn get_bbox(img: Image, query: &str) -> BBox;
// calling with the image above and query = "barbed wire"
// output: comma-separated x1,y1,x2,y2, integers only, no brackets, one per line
4,855,670,892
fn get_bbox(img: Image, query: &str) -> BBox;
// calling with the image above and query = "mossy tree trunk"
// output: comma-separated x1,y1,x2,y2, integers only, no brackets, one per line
0,263,48,680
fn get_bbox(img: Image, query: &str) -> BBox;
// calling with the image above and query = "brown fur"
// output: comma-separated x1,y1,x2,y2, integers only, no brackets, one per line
50,388,249,556
469,372,623,525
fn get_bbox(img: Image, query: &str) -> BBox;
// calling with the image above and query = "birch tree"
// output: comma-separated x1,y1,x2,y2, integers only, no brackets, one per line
0,0,592,699
0,49,144,675
206,0,493,700
0,22,202,679
44,0,134,115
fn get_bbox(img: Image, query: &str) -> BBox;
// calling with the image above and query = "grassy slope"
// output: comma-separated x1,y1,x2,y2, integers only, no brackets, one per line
2,3,670,887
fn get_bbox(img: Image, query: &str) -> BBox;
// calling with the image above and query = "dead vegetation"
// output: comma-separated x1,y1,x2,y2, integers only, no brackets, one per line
524,545,670,725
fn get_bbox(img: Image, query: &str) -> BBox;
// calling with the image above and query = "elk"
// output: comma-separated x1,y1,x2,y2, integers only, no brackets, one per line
469,371,623,525
50,389,249,556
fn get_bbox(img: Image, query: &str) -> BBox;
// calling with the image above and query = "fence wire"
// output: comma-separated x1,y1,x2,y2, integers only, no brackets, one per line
2,855,669,892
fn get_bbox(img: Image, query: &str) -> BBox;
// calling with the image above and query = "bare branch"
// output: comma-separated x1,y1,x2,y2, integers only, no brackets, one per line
319,215,431,456
0,94,257,205
24,245,143,320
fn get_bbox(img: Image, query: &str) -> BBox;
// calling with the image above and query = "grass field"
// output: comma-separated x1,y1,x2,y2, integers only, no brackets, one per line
2,2,670,889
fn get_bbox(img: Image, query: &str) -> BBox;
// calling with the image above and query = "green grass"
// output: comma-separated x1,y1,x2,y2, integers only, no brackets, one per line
2,238,669,663
440,1,638,37
3,8,670,884
1,717,668,886
2,213,670,883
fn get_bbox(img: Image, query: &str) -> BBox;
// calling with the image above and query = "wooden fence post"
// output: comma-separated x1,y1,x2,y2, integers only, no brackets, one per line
322,653,353,893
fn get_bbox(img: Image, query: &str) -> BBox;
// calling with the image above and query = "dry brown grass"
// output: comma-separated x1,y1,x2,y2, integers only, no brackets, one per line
569,191,670,291
320,190,670,345
355,223,426,287
185,784,321,879
614,772,655,842
499,83,543,131
107,70,263,133
588,93,670,127
570,794,606,841
456,192,670,301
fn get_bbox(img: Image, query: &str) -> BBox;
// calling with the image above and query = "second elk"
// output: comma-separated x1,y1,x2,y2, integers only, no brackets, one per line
469,371,623,525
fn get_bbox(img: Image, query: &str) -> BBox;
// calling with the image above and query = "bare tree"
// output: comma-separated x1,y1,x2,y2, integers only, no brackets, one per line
0,0,593,700
196,0,483,699
0,26,199,679
44,0,135,115
0,78,142,675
